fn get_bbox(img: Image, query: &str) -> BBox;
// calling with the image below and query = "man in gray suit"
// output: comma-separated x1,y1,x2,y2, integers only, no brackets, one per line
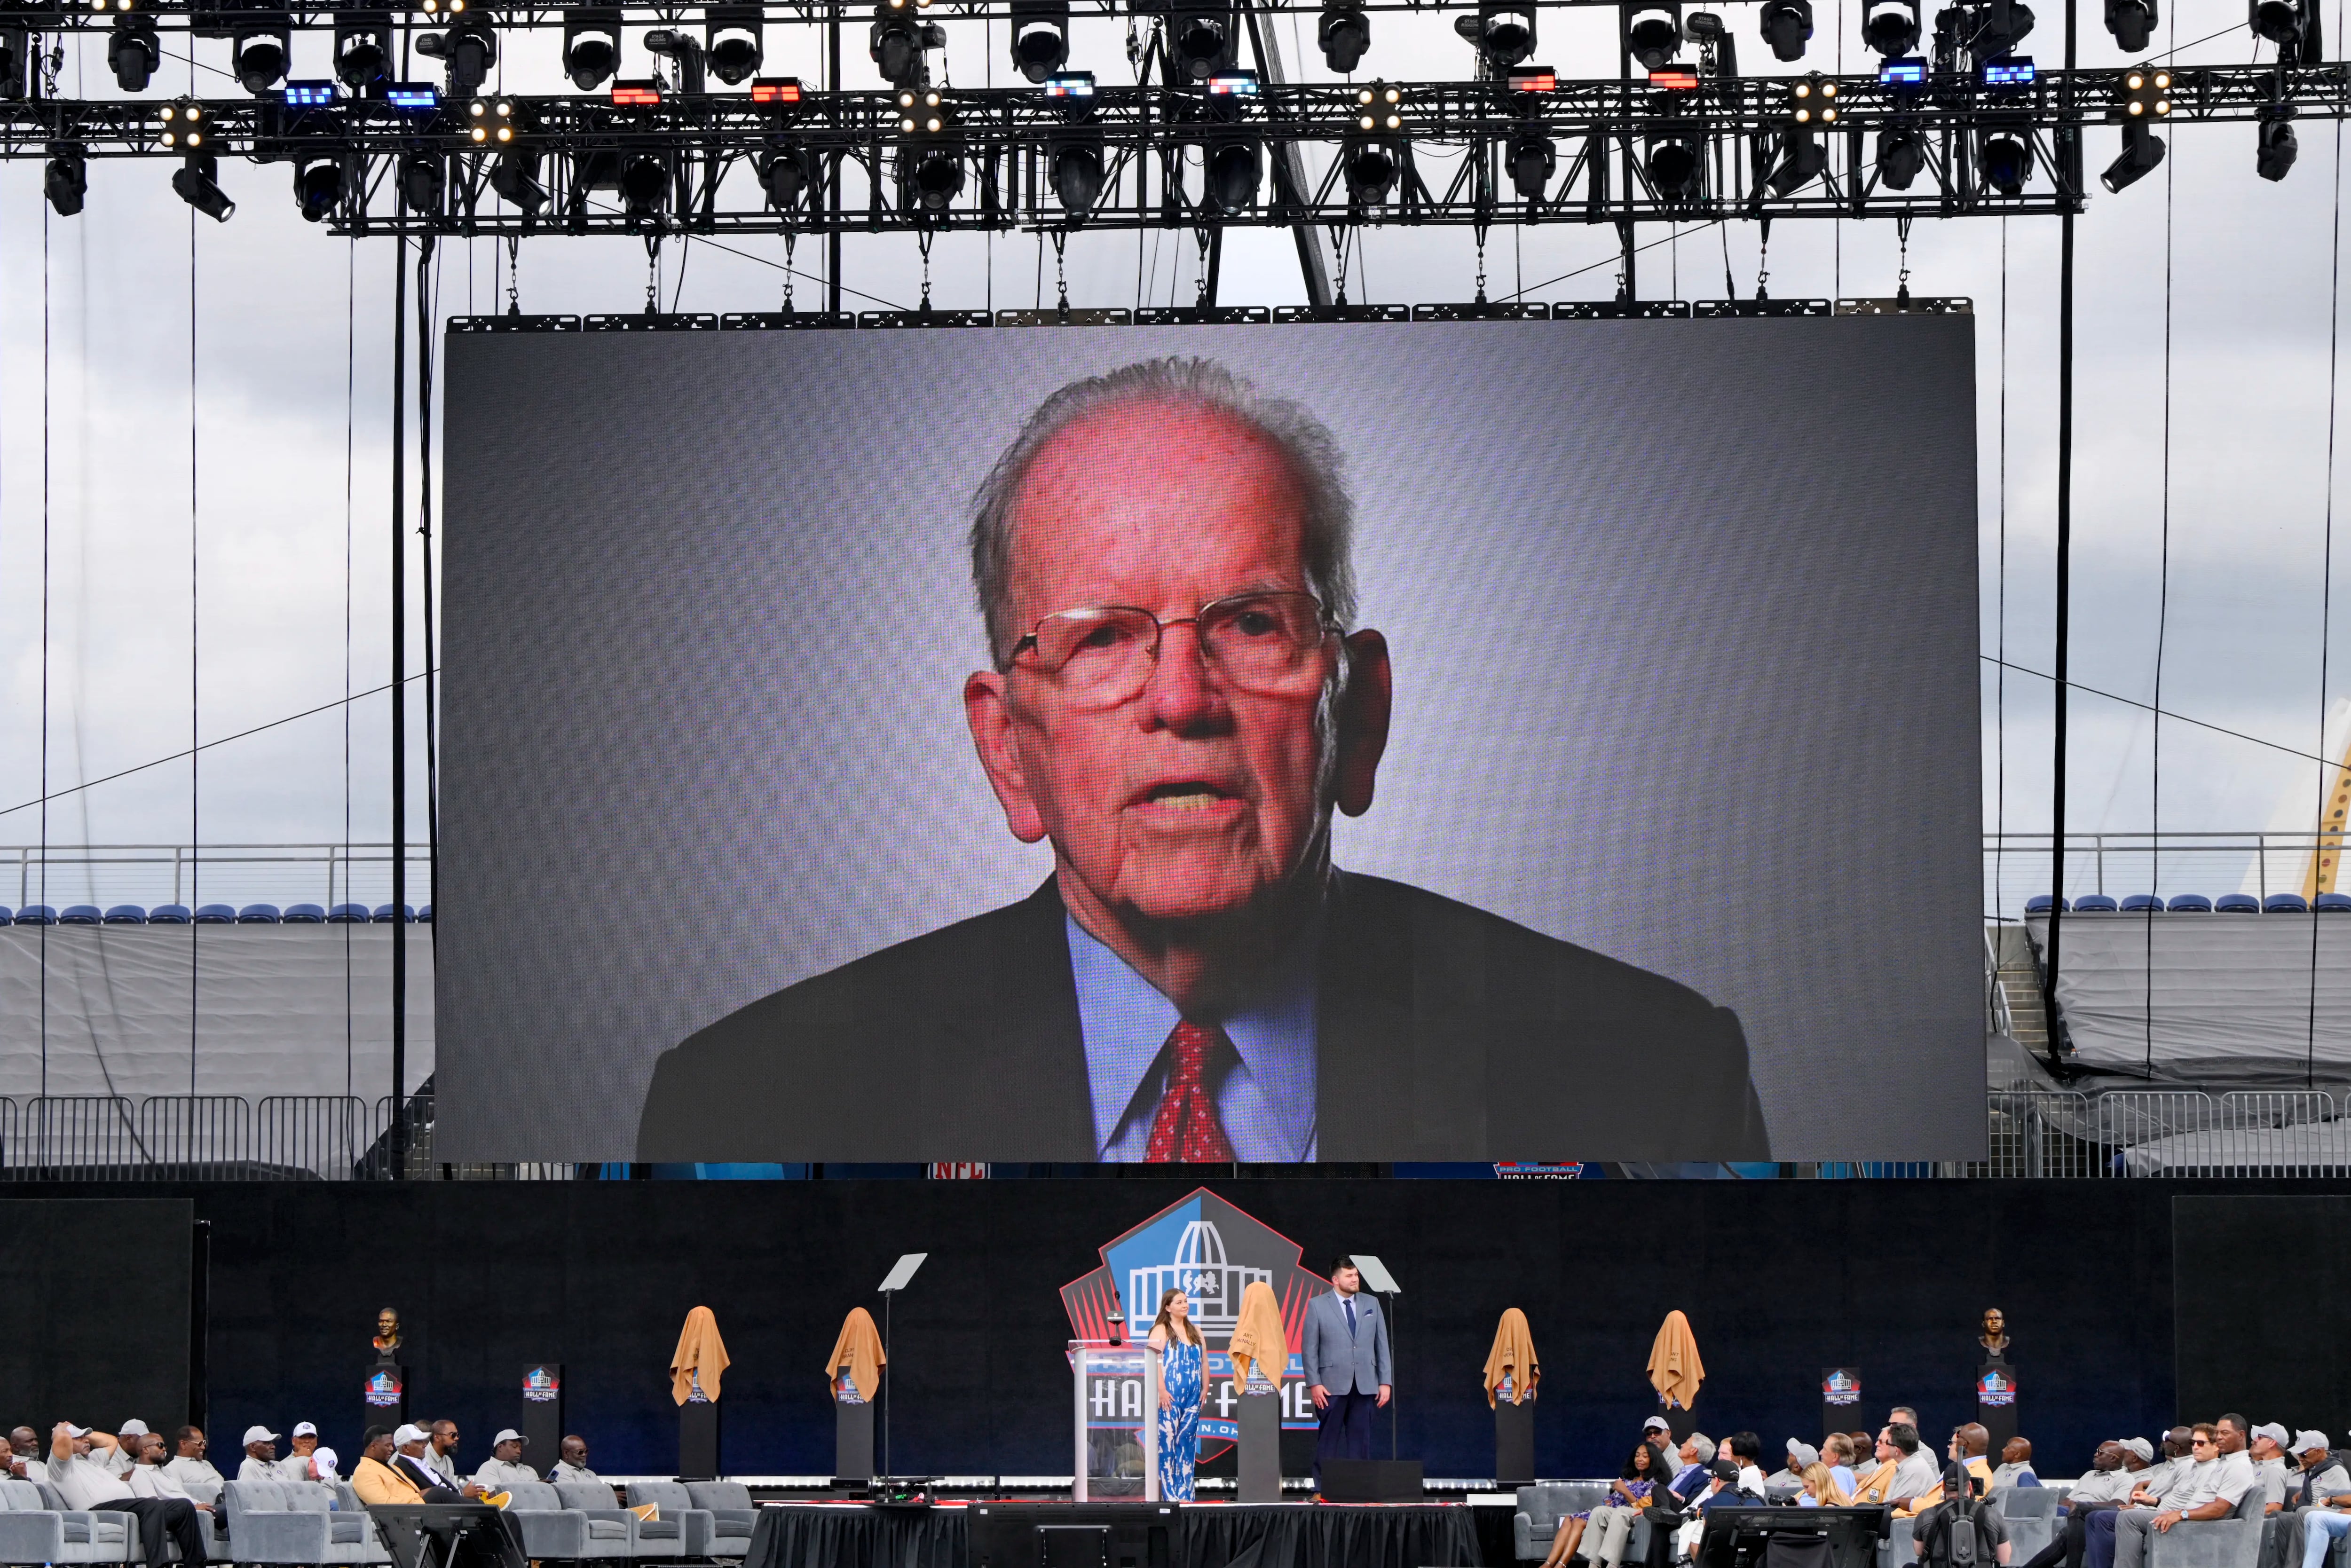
1301,1257,1392,1486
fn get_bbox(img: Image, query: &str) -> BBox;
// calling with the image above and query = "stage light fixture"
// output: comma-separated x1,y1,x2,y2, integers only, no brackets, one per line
293,154,345,220
896,85,944,132
1342,91,1404,207
2118,63,2170,117
1759,0,1813,59
1205,69,1259,95
1043,71,1094,96
109,13,159,89
1980,54,2034,85
1207,139,1260,210
1644,135,1702,199
172,152,235,221
1010,0,1070,83
0,23,28,100
561,7,623,89
45,143,87,216
2258,100,2298,180
1170,5,1238,81
758,141,813,206
611,79,661,104
382,80,440,109
644,28,707,92
704,3,764,84
1877,121,1926,185
752,76,804,102
1977,130,2029,193
1790,75,1838,123
1766,124,1826,193
871,1,945,87
619,153,668,216
1626,3,1683,69
489,146,548,211
234,23,292,94
1861,0,1920,55
899,102,962,213
334,17,393,88
467,95,516,142
2099,0,2156,47
2252,0,2298,43
1318,0,1371,71
1050,136,1104,217
416,12,497,95
284,79,337,106
158,97,206,148
1455,0,1537,69
1507,123,1554,197
1878,55,1926,83
1649,65,1699,86
2100,118,2163,190
399,149,445,212
1506,65,1556,92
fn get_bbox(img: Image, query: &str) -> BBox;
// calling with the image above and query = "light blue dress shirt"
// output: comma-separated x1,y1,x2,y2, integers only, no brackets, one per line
1065,913,1319,1162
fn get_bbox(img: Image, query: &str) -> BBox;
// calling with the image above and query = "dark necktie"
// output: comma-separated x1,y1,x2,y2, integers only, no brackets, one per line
1144,1021,1235,1162
1346,1297,1357,1337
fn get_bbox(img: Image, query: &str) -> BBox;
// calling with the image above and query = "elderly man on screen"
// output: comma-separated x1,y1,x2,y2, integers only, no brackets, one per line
637,357,1770,1164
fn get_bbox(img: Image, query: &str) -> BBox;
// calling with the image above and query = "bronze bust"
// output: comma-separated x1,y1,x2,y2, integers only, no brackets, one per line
1978,1308,2009,1358
373,1307,402,1358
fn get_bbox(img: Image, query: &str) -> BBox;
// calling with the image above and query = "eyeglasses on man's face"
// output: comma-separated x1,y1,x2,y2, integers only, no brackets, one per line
1004,590,1338,710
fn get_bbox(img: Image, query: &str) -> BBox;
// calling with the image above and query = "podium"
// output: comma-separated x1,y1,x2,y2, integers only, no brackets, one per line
519,1364,561,1463
1495,1397,1535,1486
678,1399,719,1480
1070,1340,1160,1502
835,1374,876,1483
1976,1360,2018,1453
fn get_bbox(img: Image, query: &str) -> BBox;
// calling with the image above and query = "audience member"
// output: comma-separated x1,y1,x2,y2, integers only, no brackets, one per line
1913,1462,2013,1568
2252,1425,2294,1514
2135,1430,2194,1505
473,1431,538,1492
1676,1458,1759,1562
8,1427,39,1481
1893,1408,1922,1433
548,1436,599,1485
1800,1462,1852,1508
1993,1439,2041,1491
1668,1437,1718,1507
2101,1421,2258,1568
127,1433,212,1525
1824,1434,1860,1498
2269,1432,2351,1568
1852,1430,1904,1506
46,1422,206,1568
2017,1440,2140,1568
165,1427,225,1504
428,1421,486,1498
289,1423,339,1483
1786,1441,1821,1486
392,1424,482,1501
102,1421,150,1478
1889,1426,1943,1505
237,1427,292,1482
1535,1440,1664,1568
1727,1433,1767,1496
351,1429,426,1507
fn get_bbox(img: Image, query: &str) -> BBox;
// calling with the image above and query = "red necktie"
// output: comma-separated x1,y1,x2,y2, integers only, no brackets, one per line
1144,1021,1235,1162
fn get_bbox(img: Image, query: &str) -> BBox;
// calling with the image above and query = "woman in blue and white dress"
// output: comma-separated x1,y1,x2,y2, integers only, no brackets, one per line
1147,1288,1206,1502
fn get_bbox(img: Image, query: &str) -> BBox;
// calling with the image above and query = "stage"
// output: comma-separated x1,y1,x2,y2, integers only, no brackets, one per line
742,1498,1489,1568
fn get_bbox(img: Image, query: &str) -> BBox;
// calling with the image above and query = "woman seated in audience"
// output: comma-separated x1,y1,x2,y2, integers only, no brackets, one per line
1537,1441,1668,1568
1799,1461,1853,1507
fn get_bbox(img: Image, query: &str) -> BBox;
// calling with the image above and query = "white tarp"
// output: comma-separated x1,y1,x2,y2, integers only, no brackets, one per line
0,926,434,1100
2029,913,2351,1076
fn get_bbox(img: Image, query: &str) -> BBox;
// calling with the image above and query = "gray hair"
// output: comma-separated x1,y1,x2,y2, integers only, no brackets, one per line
968,356,1359,664
1686,1434,1718,1465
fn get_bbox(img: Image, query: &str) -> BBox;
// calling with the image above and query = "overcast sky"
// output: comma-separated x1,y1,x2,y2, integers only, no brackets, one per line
0,0,2342,916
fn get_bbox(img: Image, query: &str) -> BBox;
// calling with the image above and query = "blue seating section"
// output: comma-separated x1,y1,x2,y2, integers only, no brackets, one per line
59,905,103,924
2075,894,2120,913
149,904,190,923
2021,890,2340,914
2026,895,2068,914
16,906,56,925
2321,893,2351,913
419,904,434,923
0,906,13,925
327,903,369,923
193,904,236,923
2167,894,2213,912
372,904,415,923
103,905,148,923
2120,894,2163,912
236,903,282,924
283,903,326,923
2218,894,2262,912
2266,893,2311,914
0,901,429,925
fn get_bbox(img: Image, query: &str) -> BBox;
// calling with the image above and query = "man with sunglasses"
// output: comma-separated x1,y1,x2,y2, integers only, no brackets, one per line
2091,1423,2260,1568
637,357,1770,1163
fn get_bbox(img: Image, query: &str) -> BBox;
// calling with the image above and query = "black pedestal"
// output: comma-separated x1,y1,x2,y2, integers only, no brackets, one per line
1322,1459,1423,1503
679,1400,720,1480
1495,1398,1536,1486
1976,1360,2018,1454
1237,1392,1282,1504
1822,1368,1863,1447
835,1396,875,1482
365,1361,407,1433
519,1364,562,1464
1659,1405,1696,1441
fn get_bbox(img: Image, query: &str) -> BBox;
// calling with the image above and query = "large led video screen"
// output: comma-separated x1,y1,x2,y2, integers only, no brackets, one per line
436,317,1982,1164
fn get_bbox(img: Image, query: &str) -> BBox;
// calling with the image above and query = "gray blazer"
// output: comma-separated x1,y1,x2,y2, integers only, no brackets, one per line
1301,1289,1392,1395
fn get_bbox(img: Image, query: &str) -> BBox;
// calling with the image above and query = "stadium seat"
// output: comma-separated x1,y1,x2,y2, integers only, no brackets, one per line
2266,893,2311,914
418,903,434,922
148,904,191,924
15,905,57,925
237,903,282,923
59,905,103,925
0,906,12,925
608,1481,694,1558
2167,894,2214,912
2319,893,2351,913
2120,894,2164,912
371,903,415,923
2075,894,2120,913
222,1480,390,1566
2217,893,2261,913
2025,895,2068,914
0,1476,140,1563
326,902,368,923
683,1484,760,1559
192,904,237,923
102,904,148,924
497,1483,627,1561
282,902,326,922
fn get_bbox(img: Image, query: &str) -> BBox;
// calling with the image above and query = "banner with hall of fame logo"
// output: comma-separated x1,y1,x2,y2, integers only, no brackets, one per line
1977,1367,2017,1408
1061,1189,1328,1453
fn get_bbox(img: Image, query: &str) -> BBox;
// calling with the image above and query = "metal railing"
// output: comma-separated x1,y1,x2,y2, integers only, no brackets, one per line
1982,830,2342,920
2,843,434,915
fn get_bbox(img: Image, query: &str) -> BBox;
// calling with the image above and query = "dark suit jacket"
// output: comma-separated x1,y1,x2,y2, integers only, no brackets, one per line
636,871,1769,1161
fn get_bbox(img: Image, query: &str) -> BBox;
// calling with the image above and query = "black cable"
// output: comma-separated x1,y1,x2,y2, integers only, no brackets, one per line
1980,657,2346,769
2310,104,2344,1090
1995,217,2007,937
2146,0,2176,1078
188,196,200,1094
389,225,409,1178
344,233,358,1102
40,160,52,1097
417,235,442,952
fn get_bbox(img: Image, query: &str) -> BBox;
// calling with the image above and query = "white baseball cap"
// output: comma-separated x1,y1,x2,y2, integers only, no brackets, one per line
62,1425,90,1438
393,1425,429,1446
492,1430,527,1448
2119,1438,2155,1464
292,1423,318,1439
2254,1423,2291,1448
242,1427,280,1446
2296,1432,2333,1456
118,1420,150,1438
1645,1416,1672,1433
